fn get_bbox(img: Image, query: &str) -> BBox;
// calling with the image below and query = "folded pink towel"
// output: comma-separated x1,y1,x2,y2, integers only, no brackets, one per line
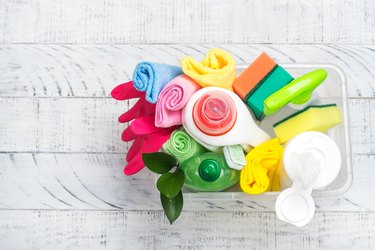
155,75,200,127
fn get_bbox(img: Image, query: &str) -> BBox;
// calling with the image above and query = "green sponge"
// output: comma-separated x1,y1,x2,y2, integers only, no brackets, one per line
246,65,293,120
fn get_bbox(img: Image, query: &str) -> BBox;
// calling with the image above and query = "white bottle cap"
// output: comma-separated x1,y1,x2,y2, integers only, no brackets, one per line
276,131,342,227
275,184,315,227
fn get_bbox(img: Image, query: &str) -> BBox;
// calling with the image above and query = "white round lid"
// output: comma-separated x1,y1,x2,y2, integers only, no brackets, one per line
283,131,342,189
275,187,315,227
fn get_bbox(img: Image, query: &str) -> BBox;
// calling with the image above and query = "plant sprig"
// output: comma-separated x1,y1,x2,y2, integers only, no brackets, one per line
142,152,184,224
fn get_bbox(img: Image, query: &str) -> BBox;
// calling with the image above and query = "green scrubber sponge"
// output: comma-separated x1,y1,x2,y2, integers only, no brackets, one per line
246,65,293,120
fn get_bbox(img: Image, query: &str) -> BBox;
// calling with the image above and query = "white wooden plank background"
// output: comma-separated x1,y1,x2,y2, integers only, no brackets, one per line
0,0,374,44
0,0,375,249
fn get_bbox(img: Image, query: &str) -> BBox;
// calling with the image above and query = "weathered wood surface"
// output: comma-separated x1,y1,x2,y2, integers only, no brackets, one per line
0,0,374,44
0,0,375,248
0,210,374,250
0,43,374,249
0,44,374,97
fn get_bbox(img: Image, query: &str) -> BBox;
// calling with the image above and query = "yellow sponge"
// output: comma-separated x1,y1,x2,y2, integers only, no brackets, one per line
273,104,341,144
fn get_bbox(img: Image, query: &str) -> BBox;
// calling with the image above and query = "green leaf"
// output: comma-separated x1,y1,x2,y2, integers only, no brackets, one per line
142,152,177,174
160,191,183,224
157,168,185,199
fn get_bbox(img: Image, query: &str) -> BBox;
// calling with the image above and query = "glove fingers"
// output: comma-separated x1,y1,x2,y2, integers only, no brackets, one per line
142,129,174,151
130,115,162,135
111,81,143,100
123,126,178,176
121,126,137,142
124,154,144,176
122,115,171,142
118,98,156,123
126,136,144,162
139,99,157,117
118,99,144,123
125,126,176,163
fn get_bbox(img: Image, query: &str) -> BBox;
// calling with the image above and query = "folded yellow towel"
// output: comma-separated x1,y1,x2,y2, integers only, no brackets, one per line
240,138,283,194
180,48,236,90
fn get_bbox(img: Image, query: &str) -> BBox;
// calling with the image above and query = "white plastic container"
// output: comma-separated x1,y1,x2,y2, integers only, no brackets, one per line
181,64,352,201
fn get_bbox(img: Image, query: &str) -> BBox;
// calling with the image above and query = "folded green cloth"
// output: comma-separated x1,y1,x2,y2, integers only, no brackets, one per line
162,129,206,164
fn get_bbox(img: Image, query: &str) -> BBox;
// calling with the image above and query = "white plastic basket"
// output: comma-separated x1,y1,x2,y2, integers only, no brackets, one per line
180,64,352,201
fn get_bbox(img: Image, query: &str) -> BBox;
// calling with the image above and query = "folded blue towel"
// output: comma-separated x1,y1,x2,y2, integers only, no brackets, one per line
133,62,183,103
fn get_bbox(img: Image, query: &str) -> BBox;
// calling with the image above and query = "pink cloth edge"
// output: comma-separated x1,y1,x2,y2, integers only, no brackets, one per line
155,75,200,128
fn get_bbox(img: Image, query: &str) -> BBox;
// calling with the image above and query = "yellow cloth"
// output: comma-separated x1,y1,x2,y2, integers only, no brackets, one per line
180,48,236,90
240,138,283,194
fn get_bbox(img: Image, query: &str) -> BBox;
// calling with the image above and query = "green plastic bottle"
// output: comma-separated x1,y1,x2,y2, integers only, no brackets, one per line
180,152,240,192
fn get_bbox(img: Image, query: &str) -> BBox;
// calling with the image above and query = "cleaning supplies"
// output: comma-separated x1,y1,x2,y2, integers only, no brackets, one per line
111,50,350,228
124,129,175,175
121,115,177,175
180,152,240,192
111,81,156,123
182,87,271,151
155,75,201,127
275,131,342,227
264,69,328,116
111,81,178,175
162,128,207,164
231,52,293,120
133,62,183,103
273,104,342,144
223,145,247,170
180,48,236,90
282,131,342,189
233,52,277,101
275,184,316,228
240,138,284,194
247,66,294,120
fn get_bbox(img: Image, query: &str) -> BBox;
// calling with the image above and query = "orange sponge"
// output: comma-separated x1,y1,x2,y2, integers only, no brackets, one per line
233,52,277,100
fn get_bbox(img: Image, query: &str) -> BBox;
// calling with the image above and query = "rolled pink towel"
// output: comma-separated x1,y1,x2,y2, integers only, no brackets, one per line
155,75,201,127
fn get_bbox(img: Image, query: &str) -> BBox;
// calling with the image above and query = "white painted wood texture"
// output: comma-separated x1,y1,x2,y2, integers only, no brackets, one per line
0,0,375,249
0,0,374,44
0,211,374,250
0,43,374,249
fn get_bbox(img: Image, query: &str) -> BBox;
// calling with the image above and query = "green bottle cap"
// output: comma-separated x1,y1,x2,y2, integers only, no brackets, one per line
198,159,221,182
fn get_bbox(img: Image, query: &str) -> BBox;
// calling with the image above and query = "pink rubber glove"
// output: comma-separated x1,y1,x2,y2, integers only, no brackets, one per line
124,129,175,175
121,115,164,141
112,81,179,176
111,81,156,123
122,115,177,175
